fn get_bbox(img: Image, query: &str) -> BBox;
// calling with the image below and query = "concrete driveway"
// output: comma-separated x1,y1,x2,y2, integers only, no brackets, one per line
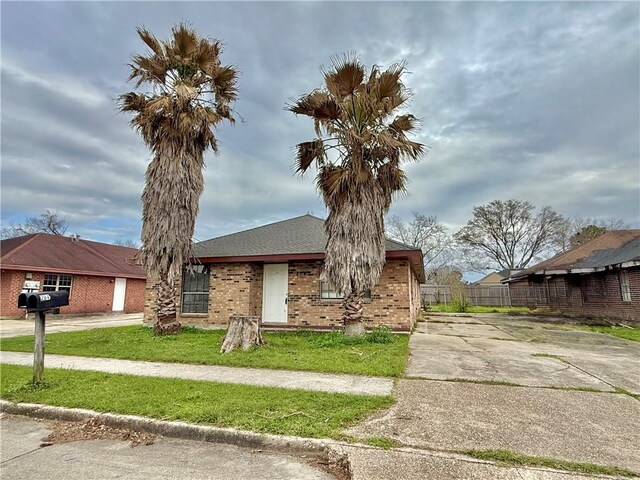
0,313,142,338
349,314,640,476
408,314,640,393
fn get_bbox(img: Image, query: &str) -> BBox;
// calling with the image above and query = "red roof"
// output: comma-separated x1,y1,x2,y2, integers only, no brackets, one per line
0,234,145,279
510,229,640,280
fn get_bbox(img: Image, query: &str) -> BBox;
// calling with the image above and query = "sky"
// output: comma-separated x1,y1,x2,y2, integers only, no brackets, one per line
1,1,639,248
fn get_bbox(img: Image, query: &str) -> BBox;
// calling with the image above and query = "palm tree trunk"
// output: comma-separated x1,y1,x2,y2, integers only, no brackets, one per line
153,277,181,336
342,291,365,336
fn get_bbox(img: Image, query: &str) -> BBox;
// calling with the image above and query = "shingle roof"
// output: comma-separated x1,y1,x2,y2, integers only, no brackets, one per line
194,214,418,257
194,214,426,282
476,269,521,284
0,234,145,278
509,230,640,280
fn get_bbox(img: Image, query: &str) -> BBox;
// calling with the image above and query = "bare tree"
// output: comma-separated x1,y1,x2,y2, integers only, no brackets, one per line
1,210,69,239
113,239,139,248
556,216,629,251
455,200,567,270
387,213,451,270
427,266,463,285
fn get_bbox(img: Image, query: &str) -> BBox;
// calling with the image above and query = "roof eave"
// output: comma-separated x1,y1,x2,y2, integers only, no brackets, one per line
621,260,640,269
1,264,146,280
195,249,427,283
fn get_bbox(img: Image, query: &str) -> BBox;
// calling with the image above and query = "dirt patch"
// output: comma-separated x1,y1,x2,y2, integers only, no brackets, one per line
304,453,351,480
39,417,157,447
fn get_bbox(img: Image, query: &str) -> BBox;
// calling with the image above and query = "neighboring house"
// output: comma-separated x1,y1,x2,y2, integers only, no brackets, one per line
505,230,640,322
145,215,425,331
475,269,520,286
1,234,145,318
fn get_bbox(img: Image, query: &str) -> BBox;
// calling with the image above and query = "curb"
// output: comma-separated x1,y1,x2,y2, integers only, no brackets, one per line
0,400,352,478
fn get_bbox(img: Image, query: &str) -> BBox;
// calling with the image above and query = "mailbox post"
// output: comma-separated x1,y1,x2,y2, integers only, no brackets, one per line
33,310,46,382
17,291,69,383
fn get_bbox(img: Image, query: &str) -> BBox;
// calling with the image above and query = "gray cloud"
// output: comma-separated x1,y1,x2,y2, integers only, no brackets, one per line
1,1,638,246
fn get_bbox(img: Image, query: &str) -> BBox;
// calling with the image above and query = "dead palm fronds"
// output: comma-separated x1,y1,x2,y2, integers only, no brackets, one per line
119,24,238,334
289,54,425,335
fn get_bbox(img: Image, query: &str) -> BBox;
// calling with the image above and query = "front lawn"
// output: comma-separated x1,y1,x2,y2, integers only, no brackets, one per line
0,364,392,439
0,326,409,377
581,325,640,342
426,305,533,314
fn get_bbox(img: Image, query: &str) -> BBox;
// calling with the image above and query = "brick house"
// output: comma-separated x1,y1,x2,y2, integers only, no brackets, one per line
474,269,520,286
145,215,425,331
505,230,640,322
1,234,146,318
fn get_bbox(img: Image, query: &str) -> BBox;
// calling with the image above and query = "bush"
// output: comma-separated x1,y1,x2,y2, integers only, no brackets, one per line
366,325,393,344
306,326,394,346
452,295,470,313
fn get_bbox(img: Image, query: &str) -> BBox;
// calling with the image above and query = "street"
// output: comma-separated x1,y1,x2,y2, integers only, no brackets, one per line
0,415,335,480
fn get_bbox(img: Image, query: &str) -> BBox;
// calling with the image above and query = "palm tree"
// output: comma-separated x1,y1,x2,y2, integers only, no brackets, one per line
289,55,425,335
119,24,238,335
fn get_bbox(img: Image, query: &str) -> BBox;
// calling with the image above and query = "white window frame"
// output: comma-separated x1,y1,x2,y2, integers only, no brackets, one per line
319,281,371,300
43,273,72,293
620,271,632,302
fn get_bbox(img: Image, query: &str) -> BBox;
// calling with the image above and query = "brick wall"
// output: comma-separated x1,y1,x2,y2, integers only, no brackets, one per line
509,267,639,322
150,264,262,326
286,259,415,330
146,259,419,331
209,264,254,322
248,264,263,316
408,266,421,324
1,269,145,318
1,270,26,317
124,278,146,313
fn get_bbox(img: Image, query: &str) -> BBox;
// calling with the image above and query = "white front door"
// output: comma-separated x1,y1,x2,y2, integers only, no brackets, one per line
112,278,127,312
262,264,288,323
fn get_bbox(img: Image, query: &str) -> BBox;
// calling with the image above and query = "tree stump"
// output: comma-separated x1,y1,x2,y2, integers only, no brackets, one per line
220,315,265,353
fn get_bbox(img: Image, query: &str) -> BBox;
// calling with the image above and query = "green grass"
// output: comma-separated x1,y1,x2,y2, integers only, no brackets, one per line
426,305,532,314
580,325,640,342
463,449,638,477
362,436,401,450
0,364,392,439
0,326,409,377
443,378,522,387
613,387,640,400
531,353,569,363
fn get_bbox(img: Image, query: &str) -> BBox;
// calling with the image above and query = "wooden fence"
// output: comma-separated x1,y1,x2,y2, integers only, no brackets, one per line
420,284,512,307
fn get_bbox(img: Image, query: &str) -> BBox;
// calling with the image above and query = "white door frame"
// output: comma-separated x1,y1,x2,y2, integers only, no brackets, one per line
112,277,127,312
262,263,288,323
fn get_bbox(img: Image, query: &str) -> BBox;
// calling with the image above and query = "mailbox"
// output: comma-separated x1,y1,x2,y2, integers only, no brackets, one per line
18,291,69,313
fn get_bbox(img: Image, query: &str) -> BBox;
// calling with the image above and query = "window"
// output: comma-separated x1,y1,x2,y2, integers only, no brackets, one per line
320,281,371,300
620,271,632,302
43,274,72,293
581,275,606,303
548,279,567,301
181,265,210,313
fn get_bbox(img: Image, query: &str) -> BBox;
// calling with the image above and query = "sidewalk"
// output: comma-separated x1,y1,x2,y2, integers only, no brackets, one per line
0,352,393,396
